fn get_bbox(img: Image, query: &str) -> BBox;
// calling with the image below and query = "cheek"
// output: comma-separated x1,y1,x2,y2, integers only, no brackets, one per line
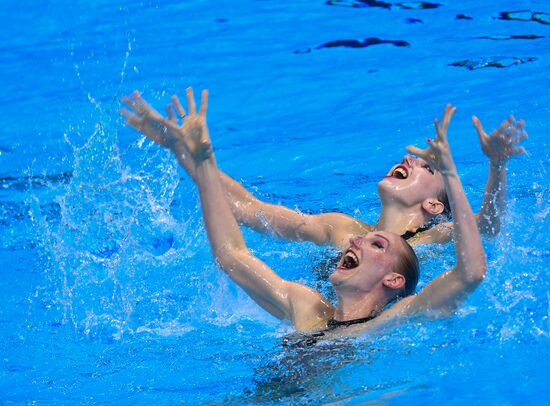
414,173,440,196
372,251,393,270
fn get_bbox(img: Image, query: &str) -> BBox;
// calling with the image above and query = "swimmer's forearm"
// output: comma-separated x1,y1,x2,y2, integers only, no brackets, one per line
218,170,287,236
173,147,198,182
195,161,247,257
218,171,335,245
194,161,297,321
478,161,506,235
443,170,486,283
218,171,303,237
218,171,261,223
219,171,254,203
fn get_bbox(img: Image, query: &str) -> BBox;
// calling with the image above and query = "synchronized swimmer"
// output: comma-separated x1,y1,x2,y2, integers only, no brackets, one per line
120,88,526,337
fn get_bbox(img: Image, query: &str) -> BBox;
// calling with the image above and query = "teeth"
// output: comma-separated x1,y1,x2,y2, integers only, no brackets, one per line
342,251,359,269
393,167,408,179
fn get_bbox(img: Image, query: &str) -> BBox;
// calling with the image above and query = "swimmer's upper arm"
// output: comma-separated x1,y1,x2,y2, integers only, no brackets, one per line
219,248,293,319
220,248,331,324
401,266,484,318
287,282,334,331
418,215,488,245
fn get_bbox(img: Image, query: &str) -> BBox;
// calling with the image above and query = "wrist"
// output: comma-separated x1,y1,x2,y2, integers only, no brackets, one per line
439,160,458,178
194,159,213,179
440,169,458,178
490,159,506,170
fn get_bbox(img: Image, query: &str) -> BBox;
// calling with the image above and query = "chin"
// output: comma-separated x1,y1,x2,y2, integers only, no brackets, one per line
377,177,398,192
378,181,413,206
329,271,346,285
377,181,398,202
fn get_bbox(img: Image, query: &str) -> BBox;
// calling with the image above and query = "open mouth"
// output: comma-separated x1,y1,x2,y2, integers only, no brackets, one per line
386,164,409,180
340,249,359,269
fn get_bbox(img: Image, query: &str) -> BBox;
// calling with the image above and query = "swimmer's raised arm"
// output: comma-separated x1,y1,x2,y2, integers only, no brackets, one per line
120,90,367,251
403,104,486,316
424,115,527,243
121,88,333,331
473,115,527,235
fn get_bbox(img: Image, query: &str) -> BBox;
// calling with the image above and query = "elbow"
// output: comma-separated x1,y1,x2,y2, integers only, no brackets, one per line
464,262,487,286
473,265,487,284
458,250,487,285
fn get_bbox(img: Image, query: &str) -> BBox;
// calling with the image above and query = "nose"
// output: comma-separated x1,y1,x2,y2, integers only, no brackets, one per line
350,235,364,247
403,155,414,167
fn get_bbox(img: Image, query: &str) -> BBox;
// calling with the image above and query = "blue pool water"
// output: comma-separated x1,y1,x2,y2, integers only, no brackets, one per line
1,0,549,403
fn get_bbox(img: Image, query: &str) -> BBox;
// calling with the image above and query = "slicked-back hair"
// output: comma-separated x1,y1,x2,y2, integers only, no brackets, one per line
394,238,420,297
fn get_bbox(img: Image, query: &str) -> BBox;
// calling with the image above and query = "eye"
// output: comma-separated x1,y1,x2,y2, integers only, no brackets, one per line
422,164,434,175
372,241,384,249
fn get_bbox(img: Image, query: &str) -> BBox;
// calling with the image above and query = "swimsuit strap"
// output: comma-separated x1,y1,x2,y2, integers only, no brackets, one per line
326,315,376,329
401,224,431,240
283,315,377,348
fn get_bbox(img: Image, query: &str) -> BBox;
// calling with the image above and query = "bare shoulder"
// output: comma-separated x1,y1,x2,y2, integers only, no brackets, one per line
412,221,454,245
286,281,334,332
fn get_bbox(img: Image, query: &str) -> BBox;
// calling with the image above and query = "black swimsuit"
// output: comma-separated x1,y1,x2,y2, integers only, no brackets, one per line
283,315,376,348
325,315,377,329
400,224,431,241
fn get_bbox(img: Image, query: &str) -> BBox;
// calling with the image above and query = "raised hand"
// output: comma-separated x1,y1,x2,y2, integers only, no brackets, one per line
472,115,527,166
120,87,212,177
120,91,179,148
169,88,212,165
406,104,457,174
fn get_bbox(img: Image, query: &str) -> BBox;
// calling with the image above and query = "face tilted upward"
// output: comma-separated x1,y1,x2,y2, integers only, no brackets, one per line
378,155,444,208
330,232,405,293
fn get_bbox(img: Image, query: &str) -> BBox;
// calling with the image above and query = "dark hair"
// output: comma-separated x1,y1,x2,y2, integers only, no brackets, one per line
394,238,420,297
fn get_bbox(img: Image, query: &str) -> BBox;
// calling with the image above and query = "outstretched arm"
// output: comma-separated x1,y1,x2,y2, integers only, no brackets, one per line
219,171,370,250
120,88,333,331
415,115,527,245
473,115,527,235
405,104,487,315
120,89,370,251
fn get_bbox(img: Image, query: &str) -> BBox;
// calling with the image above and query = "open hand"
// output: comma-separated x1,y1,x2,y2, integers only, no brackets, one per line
120,87,213,175
406,104,457,174
120,91,181,149
472,115,527,166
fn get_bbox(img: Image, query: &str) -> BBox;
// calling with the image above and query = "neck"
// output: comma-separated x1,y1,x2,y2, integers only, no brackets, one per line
375,204,426,236
333,289,388,322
